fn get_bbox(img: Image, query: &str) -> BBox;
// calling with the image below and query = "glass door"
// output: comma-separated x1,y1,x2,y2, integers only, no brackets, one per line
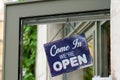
3,1,110,80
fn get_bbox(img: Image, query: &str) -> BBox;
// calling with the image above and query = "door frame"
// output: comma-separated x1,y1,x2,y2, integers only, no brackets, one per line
3,0,110,80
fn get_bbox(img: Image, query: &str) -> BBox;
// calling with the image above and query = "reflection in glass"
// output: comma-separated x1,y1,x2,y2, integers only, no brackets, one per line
22,25,37,80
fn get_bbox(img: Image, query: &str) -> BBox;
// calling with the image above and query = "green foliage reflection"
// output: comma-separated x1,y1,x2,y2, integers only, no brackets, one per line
83,66,93,80
22,25,37,80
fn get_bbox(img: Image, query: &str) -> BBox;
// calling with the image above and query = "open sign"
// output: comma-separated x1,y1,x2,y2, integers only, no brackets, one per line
44,34,92,77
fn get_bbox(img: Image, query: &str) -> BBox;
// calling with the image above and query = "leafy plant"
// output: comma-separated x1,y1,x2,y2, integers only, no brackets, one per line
83,66,93,80
22,25,37,80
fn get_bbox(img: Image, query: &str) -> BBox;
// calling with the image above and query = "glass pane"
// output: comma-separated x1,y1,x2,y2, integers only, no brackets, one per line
21,21,94,80
83,39,94,80
88,39,94,59
101,21,110,77
20,14,110,80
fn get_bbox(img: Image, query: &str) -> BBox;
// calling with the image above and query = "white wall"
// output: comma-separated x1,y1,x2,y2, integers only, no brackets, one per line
35,23,64,80
0,21,3,80
36,24,47,80
0,1,3,79
67,69,84,80
111,0,120,80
